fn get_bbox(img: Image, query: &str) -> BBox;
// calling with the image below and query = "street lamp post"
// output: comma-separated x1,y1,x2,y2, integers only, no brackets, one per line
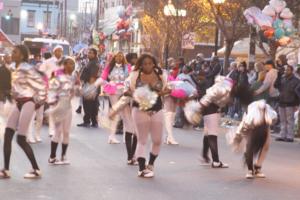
69,14,76,44
213,0,225,57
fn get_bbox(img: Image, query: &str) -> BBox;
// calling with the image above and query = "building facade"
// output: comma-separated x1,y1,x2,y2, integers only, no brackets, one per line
0,0,21,43
20,0,60,41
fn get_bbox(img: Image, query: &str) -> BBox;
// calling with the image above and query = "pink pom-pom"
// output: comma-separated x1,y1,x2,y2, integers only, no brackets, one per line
171,89,187,99
104,83,117,95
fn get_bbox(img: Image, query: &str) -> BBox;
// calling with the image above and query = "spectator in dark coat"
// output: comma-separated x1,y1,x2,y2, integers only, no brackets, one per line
77,48,100,128
275,65,300,142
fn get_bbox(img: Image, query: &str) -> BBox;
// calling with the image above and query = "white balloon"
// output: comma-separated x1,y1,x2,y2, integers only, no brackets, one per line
262,5,276,17
280,8,294,19
269,0,287,13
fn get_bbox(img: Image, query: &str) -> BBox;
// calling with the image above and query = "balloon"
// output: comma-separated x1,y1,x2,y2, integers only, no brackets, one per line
264,29,275,38
243,7,273,28
285,27,294,36
280,8,294,19
275,28,285,39
278,36,291,46
283,19,293,28
269,0,287,13
273,19,284,29
123,20,131,30
262,5,276,17
125,5,133,17
117,21,123,30
117,6,125,18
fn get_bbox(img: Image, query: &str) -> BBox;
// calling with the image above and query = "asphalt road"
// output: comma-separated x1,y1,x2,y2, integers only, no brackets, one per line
0,106,299,200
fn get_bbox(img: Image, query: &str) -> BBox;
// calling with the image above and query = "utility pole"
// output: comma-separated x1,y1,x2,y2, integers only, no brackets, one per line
64,0,67,37
46,0,49,31
248,25,256,70
96,0,100,31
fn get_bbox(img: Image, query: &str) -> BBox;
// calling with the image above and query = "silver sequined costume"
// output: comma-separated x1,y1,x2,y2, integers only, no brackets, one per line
11,62,46,104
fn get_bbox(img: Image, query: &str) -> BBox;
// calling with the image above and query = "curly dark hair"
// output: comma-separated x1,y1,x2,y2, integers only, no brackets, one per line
134,53,162,75
15,44,30,62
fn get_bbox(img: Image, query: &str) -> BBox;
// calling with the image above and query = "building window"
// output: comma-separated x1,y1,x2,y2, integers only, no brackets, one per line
111,1,115,7
43,11,52,29
1,17,20,35
27,10,35,27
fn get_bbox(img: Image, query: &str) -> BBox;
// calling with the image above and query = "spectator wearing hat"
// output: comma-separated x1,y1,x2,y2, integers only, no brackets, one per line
274,65,300,142
39,45,64,79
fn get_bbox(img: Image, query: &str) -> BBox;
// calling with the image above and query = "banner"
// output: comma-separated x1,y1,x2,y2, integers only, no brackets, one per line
182,33,195,49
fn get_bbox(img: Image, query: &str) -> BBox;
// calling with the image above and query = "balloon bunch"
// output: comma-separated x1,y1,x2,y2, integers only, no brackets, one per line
92,29,106,53
244,0,295,46
115,5,134,40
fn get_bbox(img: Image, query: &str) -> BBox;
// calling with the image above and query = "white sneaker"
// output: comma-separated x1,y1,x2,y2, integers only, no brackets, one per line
212,161,229,168
0,169,10,179
165,136,179,145
48,157,60,165
165,138,179,145
35,136,42,143
246,171,254,179
24,169,42,179
255,170,266,178
138,169,154,178
108,137,120,144
57,157,70,165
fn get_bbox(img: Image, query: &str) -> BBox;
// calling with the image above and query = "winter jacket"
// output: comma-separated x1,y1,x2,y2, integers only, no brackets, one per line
274,74,300,107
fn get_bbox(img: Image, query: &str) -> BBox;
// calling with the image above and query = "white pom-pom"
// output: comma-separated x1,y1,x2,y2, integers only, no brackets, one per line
133,85,158,111
184,100,202,125
82,83,98,100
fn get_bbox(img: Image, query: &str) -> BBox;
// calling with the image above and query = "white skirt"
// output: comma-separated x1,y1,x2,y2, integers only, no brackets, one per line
203,113,221,136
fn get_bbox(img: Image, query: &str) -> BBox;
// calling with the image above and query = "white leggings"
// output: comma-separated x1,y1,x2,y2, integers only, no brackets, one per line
27,105,44,139
109,95,135,134
163,97,176,140
51,108,72,144
6,101,35,135
132,108,163,158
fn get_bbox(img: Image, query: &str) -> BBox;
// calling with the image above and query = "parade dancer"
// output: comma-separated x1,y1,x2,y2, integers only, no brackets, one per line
48,57,77,165
0,45,46,179
227,100,277,179
39,45,63,137
184,75,252,169
95,52,131,144
163,58,179,145
108,77,138,165
110,54,169,178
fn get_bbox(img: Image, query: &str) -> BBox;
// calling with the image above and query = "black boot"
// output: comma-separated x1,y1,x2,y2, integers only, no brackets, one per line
202,135,210,163
3,128,15,170
125,132,133,161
